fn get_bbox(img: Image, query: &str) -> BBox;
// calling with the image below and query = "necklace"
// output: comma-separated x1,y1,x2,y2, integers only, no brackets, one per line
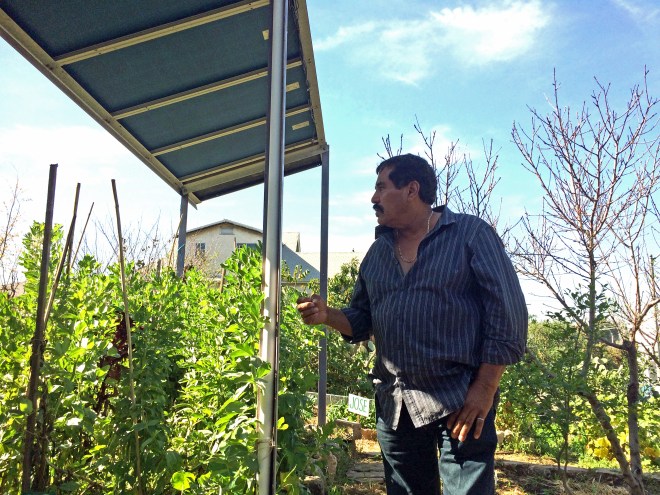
396,211,434,264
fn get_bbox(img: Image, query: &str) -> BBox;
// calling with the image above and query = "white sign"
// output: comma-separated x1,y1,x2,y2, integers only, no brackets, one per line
347,393,372,417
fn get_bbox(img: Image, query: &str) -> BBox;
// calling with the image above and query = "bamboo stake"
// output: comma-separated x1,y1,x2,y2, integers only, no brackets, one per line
22,164,58,493
44,184,80,326
29,183,83,491
64,185,81,276
71,201,95,268
111,179,143,495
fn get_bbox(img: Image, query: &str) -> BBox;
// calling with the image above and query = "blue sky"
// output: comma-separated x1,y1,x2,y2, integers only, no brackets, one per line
1,0,659,263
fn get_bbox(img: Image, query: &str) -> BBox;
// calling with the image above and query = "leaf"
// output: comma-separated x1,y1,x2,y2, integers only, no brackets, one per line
165,450,182,470
224,323,240,333
171,471,196,491
53,338,71,356
277,416,289,431
19,398,33,415
230,346,252,359
58,480,80,491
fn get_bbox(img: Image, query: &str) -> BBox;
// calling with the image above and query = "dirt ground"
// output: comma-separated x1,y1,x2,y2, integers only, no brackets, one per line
335,439,660,495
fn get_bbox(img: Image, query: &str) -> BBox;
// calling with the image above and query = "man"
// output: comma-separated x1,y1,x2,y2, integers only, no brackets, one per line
297,154,527,494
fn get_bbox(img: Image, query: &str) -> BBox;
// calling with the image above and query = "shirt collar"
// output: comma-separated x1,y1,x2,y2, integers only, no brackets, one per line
374,204,456,240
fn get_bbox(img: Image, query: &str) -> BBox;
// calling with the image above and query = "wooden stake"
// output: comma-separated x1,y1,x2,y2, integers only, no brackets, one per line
71,201,95,268
44,184,80,325
22,164,58,493
111,179,143,495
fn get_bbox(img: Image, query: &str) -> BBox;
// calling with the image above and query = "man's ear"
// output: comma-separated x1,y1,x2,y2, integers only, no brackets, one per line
407,180,420,199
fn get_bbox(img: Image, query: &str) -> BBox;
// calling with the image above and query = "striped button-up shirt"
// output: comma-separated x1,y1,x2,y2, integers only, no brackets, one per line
341,206,527,429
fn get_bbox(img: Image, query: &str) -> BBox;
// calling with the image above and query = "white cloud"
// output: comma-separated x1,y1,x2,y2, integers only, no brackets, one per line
329,188,373,208
0,123,178,240
0,124,129,180
314,22,377,51
315,1,550,84
610,0,660,22
347,154,382,176
433,1,549,64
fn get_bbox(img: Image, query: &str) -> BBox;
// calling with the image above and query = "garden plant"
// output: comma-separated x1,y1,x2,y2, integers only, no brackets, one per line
0,228,339,494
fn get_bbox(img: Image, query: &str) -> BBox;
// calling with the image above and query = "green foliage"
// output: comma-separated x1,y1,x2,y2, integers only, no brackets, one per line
309,258,375,397
499,318,584,461
326,400,376,430
19,222,64,296
499,300,660,472
0,229,338,494
0,288,30,491
326,258,360,309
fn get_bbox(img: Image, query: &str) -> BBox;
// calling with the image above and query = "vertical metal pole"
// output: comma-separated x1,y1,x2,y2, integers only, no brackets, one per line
318,150,330,425
22,164,57,493
176,193,189,278
258,0,287,493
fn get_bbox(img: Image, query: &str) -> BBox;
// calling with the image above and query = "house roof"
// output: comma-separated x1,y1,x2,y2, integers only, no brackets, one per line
187,219,299,248
187,218,262,235
282,244,317,281
297,251,364,279
0,0,327,204
282,232,300,252
283,250,366,283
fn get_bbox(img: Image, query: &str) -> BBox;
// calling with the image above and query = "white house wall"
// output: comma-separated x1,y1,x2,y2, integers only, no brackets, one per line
183,220,366,282
185,224,262,276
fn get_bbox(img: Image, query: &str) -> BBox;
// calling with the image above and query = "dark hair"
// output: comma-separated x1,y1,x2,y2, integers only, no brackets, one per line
376,154,437,205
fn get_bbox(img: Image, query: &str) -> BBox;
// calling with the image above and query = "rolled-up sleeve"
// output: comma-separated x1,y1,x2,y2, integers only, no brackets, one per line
470,224,528,365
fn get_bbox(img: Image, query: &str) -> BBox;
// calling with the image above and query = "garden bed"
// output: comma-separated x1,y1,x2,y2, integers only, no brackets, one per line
336,439,660,495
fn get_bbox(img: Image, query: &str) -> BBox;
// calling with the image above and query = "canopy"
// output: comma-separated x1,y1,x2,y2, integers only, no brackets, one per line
2,2,331,494
0,0,326,203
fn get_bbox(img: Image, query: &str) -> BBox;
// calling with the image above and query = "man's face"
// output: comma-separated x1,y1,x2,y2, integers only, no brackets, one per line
371,166,408,227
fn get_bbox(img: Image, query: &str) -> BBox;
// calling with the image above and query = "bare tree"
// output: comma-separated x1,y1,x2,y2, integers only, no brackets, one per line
380,117,505,231
412,116,462,207
378,134,403,160
455,139,503,231
0,178,26,296
511,69,660,495
84,215,173,273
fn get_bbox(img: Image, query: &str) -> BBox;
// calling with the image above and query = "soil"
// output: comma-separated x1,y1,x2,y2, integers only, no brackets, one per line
334,439,660,495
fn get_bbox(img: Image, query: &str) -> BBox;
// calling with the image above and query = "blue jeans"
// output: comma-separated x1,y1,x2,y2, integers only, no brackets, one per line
376,402,497,495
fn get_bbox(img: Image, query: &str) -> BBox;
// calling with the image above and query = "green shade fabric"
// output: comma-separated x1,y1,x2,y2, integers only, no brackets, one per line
0,0,327,203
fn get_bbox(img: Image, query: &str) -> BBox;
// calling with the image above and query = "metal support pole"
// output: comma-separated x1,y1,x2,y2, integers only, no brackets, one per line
176,193,189,278
318,150,330,425
257,0,287,493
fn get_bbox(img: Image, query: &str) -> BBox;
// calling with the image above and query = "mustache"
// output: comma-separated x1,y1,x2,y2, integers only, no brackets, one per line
373,204,384,213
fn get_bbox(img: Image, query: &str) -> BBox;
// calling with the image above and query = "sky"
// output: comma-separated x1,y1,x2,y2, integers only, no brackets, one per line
1,0,659,312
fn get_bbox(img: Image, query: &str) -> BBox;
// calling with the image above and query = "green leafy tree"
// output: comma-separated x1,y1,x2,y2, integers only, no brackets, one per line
499,317,584,469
